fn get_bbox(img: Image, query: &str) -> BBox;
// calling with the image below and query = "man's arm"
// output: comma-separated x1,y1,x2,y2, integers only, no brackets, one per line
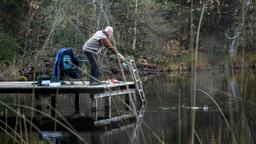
100,38,118,54
100,38,125,60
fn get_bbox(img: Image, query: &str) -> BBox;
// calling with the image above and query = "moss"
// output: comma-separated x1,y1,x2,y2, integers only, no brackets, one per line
18,76,28,81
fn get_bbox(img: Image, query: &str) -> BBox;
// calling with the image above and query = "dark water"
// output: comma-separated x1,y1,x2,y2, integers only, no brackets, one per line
143,70,256,144
1,70,256,144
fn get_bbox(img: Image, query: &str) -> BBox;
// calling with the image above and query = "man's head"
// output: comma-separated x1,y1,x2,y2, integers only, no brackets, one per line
104,26,113,37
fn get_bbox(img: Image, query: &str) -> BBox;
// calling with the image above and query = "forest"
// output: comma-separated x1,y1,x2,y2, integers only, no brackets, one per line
0,0,256,80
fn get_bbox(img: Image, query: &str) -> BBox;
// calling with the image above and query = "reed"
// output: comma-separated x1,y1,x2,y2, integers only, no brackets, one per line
140,125,146,144
0,101,76,144
0,126,23,144
191,2,207,144
13,96,19,144
5,109,7,144
8,103,87,144
143,121,164,144
194,129,203,144
22,115,29,144
0,118,28,144
0,101,44,144
178,89,181,144
190,0,195,142
45,99,77,132
197,88,237,144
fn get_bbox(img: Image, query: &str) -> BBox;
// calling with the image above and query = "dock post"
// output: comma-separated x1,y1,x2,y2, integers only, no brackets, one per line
90,93,97,121
51,95,56,117
35,93,42,113
125,94,130,111
105,97,111,118
75,93,80,114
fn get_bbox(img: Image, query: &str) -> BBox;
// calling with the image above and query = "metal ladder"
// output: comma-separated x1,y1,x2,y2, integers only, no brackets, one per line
127,56,146,104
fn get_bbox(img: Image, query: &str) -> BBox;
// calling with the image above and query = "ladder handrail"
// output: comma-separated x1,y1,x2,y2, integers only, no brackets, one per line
126,56,146,104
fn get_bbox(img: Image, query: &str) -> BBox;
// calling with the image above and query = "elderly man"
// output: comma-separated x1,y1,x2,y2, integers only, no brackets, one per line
82,26,125,85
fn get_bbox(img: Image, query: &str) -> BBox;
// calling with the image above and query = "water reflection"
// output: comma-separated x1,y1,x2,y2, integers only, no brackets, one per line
1,71,256,144
143,71,256,144
41,131,81,144
35,104,145,144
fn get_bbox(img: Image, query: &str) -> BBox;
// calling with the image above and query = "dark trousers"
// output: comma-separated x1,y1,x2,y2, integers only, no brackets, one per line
85,51,99,83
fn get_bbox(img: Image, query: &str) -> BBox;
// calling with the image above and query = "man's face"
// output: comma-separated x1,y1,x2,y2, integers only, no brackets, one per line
107,31,113,37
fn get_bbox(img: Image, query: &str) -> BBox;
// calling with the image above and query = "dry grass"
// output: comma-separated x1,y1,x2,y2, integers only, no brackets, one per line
0,61,21,81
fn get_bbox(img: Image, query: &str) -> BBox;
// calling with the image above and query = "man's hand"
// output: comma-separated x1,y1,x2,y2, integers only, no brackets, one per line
117,53,125,61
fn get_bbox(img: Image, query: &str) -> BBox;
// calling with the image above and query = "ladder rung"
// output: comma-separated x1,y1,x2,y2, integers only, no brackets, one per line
133,75,139,79
137,80,142,84
132,72,139,76
137,83,143,86
133,73,139,79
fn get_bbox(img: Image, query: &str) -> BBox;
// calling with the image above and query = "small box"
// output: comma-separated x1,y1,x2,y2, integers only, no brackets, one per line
41,80,50,86
49,82,61,87
37,75,50,86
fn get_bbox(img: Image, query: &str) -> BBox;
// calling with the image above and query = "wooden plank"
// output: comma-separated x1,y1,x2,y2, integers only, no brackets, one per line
75,93,80,114
0,81,135,88
90,93,97,121
35,93,42,116
104,123,135,136
105,97,111,118
125,94,130,111
0,81,135,94
51,95,56,117
95,89,136,98
94,114,134,126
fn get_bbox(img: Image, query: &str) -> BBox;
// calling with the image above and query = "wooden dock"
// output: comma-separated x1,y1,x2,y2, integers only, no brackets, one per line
0,81,135,94
0,81,141,129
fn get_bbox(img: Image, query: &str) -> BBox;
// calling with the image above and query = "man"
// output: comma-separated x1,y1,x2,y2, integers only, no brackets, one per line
82,26,125,85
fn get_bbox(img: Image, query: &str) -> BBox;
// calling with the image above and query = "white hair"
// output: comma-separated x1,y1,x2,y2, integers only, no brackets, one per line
104,26,113,37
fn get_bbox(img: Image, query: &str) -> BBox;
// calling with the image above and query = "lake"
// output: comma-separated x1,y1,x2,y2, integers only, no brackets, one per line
0,69,255,144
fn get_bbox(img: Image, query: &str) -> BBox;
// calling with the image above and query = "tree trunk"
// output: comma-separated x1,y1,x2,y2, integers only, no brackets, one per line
132,0,138,50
